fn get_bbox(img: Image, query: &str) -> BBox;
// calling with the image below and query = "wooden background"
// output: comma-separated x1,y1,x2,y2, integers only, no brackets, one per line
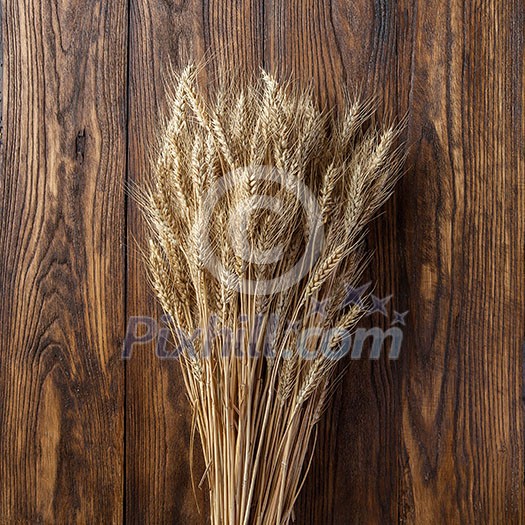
1,0,524,523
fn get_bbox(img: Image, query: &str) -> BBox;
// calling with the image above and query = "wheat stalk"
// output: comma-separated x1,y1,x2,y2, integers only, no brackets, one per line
142,64,404,525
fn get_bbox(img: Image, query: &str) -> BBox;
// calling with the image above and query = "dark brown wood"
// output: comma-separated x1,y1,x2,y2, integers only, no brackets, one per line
125,1,264,523
398,1,525,522
125,1,204,523
265,2,409,523
0,0,127,522
1,0,524,523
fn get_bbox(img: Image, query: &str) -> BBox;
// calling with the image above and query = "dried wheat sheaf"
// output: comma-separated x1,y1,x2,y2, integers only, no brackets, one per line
142,65,405,525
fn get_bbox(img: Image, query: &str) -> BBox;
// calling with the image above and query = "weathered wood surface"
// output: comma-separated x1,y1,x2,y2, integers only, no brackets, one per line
0,0,127,522
1,0,523,523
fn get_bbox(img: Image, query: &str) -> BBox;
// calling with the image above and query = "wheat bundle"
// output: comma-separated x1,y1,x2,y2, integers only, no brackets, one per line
142,65,404,524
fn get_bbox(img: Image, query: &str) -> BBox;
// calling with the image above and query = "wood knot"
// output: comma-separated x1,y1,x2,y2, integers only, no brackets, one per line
76,129,86,164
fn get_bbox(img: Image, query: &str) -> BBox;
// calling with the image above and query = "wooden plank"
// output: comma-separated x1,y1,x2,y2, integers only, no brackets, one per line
0,0,127,522
265,1,411,523
125,3,204,521
399,0,525,522
125,1,264,523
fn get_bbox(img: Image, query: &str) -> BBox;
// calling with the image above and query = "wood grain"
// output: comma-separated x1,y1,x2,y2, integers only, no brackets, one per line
265,1,409,523
1,0,524,523
0,0,127,522
125,1,204,522
398,1,525,522
125,1,263,523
